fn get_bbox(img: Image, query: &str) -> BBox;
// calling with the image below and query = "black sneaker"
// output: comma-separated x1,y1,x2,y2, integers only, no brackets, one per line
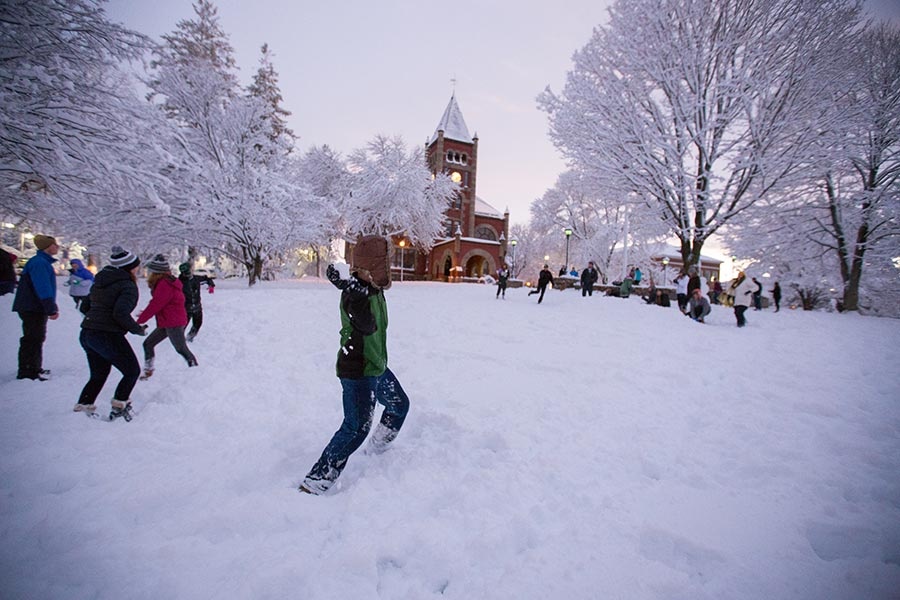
17,374,48,381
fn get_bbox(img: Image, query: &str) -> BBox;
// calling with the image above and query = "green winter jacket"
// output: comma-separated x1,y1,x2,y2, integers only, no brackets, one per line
332,272,388,378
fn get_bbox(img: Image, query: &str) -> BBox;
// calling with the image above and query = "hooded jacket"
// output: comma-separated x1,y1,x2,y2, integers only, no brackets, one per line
66,259,94,298
327,266,388,379
137,275,188,328
81,266,143,334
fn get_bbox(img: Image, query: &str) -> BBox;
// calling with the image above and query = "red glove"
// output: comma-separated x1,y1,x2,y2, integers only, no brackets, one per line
208,286,214,294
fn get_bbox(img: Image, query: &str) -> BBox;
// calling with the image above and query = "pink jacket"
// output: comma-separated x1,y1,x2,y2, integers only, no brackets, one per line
137,276,188,328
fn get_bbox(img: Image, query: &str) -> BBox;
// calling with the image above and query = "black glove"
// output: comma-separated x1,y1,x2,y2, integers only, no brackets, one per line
326,264,341,284
135,324,148,336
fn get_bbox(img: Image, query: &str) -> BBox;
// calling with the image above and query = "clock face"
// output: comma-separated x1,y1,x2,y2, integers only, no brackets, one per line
450,171,462,184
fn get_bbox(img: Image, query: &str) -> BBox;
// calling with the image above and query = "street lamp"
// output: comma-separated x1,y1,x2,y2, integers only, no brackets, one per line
564,228,573,271
662,256,669,286
398,239,406,282
510,239,517,277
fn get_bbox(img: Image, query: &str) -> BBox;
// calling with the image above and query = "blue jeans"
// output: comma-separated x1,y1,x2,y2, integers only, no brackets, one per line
306,368,409,484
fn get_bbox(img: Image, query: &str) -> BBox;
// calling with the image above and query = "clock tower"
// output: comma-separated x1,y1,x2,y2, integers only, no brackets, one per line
422,94,510,281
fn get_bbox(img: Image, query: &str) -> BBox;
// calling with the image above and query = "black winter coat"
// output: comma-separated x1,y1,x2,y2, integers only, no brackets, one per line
179,274,214,314
537,268,554,288
80,267,144,335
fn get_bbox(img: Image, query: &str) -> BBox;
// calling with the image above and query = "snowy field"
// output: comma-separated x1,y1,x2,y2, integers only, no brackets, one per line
1,278,899,600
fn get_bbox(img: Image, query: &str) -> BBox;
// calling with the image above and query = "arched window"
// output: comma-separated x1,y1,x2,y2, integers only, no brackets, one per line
474,225,497,241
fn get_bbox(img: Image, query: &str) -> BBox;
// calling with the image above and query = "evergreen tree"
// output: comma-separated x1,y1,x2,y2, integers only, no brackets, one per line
248,43,294,144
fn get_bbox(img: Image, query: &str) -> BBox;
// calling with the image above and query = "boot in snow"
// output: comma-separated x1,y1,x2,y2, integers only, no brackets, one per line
139,359,154,380
109,399,134,422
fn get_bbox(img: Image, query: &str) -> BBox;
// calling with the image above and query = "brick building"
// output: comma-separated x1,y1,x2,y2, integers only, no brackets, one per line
392,94,510,281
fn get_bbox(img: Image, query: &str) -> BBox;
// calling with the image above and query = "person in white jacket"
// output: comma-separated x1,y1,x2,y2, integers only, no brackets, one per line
729,271,755,327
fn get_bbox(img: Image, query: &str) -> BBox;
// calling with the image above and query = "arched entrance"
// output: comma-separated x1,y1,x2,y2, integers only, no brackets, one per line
462,249,495,278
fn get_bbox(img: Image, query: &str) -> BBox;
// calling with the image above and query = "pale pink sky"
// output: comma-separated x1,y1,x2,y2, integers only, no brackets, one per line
104,0,898,230
105,0,615,226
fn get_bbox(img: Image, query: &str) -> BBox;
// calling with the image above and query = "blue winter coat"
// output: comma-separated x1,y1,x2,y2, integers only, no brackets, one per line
12,251,58,315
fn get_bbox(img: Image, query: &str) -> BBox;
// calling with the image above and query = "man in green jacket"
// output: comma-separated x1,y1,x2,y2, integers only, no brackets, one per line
300,235,410,495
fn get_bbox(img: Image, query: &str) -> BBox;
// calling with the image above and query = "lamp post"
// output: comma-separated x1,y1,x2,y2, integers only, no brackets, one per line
662,256,669,286
564,228,573,271
398,239,406,282
510,239,517,277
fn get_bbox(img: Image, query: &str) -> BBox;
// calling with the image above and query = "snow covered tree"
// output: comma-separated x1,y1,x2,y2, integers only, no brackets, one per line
248,43,294,144
147,0,306,285
0,0,171,242
539,0,862,273
530,170,668,283
505,222,546,282
343,135,457,249
725,22,900,313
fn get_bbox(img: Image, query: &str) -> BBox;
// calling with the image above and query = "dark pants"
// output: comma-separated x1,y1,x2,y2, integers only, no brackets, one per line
496,282,507,298
735,305,748,327
186,310,203,338
582,284,594,297
78,329,141,405
17,312,48,378
529,284,548,303
143,326,197,365
774,297,781,312
677,293,687,312
306,368,410,485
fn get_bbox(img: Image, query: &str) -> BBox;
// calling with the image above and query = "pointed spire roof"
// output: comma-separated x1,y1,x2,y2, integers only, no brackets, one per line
430,94,472,144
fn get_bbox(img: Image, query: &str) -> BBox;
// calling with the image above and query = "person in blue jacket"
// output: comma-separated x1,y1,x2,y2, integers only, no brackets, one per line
12,234,60,380
65,258,94,309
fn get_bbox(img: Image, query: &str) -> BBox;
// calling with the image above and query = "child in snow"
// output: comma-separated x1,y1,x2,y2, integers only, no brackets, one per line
178,262,215,342
136,254,197,379
300,235,410,495
65,258,94,309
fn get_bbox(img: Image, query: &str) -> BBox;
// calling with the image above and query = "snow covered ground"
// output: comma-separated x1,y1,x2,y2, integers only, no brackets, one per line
1,278,899,599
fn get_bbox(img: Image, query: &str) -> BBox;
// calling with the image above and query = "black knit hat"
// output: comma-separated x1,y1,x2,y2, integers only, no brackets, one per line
109,245,140,271
146,254,171,274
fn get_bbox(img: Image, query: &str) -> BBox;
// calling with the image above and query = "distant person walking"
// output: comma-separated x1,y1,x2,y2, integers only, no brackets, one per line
674,270,689,313
528,265,554,304
729,271,755,328
771,281,782,312
136,254,197,379
495,263,509,299
752,277,763,311
580,261,598,297
12,234,59,381
178,262,215,341
65,258,94,309
74,246,147,420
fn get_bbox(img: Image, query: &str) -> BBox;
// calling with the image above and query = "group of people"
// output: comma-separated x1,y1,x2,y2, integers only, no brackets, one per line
9,232,408,495
501,257,785,330
10,235,214,420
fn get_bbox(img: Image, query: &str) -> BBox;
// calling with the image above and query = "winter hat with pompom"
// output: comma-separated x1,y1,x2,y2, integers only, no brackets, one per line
109,246,140,271
146,254,171,274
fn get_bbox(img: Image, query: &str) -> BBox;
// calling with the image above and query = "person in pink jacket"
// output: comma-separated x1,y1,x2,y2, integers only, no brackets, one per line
136,254,197,379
